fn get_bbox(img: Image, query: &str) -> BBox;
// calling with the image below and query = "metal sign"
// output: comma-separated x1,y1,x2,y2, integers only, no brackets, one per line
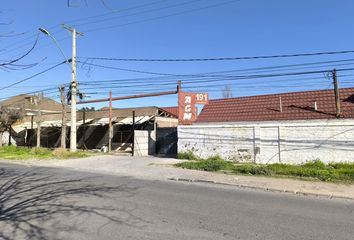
178,92,209,125
178,93,196,125
195,93,209,104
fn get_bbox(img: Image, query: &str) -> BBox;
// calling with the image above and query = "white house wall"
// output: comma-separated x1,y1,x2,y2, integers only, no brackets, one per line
178,119,354,164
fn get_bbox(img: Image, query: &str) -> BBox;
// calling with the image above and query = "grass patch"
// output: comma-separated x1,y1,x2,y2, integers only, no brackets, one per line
176,156,234,172
177,151,200,160
51,148,90,159
0,146,90,160
175,157,354,183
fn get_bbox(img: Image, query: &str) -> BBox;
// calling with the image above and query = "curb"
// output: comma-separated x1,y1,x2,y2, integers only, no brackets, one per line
167,177,354,201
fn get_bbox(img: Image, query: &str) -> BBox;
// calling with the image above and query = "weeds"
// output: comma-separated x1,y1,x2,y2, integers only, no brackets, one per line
52,148,89,159
177,151,200,160
0,146,89,160
176,157,354,183
176,156,233,171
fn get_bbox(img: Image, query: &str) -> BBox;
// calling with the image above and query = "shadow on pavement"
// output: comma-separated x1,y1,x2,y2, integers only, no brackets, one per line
0,166,145,240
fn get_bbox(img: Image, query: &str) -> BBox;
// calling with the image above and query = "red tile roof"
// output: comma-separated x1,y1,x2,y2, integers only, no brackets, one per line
161,107,178,117
196,88,354,123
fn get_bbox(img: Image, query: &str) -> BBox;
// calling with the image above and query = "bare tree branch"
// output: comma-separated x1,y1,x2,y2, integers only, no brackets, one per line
222,85,233,98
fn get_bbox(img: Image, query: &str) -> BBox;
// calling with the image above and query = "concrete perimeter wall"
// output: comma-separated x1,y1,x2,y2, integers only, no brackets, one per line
178,119,354,164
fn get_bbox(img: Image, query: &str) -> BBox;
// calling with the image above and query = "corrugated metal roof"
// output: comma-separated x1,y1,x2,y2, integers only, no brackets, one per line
116,116,152,125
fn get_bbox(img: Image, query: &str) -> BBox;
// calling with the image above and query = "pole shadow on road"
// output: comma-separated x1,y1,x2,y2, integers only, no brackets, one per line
0,166,146,240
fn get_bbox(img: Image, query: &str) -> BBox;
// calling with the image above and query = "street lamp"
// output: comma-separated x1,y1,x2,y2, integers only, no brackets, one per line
39,27,79,152
38,28,71,65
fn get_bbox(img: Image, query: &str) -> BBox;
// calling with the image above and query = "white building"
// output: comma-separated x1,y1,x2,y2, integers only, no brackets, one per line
178,88,354,164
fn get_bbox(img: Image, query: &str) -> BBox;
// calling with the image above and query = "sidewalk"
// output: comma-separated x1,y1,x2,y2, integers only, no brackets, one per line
6,155,354,200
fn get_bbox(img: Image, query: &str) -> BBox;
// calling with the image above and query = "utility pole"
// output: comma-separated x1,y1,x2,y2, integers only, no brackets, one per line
36,93,42,148
108,90,113,152
132,111,135,156
332,69,341,118
63,26,83,152
59,86,67,149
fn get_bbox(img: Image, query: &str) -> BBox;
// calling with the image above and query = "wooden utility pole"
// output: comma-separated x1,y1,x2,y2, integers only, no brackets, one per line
59,86,67,148
332,69,341,118
108,90,113,152
132,111,135,156
82,110,87,150
36,93,42,148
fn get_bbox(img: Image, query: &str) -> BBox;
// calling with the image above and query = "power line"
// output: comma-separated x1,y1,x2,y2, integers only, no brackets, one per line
66,0,170,26
2,59,354,102
75,0,204,28
0,1,170,56
0,61,66,91
78,59,354,80
83,0,238,33
74,58,354,85
0,0,236,58
81,50,354,62
78,61,177,76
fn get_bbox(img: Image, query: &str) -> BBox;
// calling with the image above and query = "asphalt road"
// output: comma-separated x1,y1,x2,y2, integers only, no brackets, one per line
0,162,353,240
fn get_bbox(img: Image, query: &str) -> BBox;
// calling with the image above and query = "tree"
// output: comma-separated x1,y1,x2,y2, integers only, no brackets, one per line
78,107,95,112
222,85,233,98
0,107,23,147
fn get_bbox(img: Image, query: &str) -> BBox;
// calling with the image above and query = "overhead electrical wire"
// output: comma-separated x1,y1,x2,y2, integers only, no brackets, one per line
76,59,354,85
83,0,238,33
0,0,236,57
77,74,354,91
0,0,171,55
78,59,354,80
82,51,354,62
75,0,204,28
2,58,354,102
66,0,170,26
0,61,66,91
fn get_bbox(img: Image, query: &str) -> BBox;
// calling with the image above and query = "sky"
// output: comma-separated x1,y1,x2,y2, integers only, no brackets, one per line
0,0,354,109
